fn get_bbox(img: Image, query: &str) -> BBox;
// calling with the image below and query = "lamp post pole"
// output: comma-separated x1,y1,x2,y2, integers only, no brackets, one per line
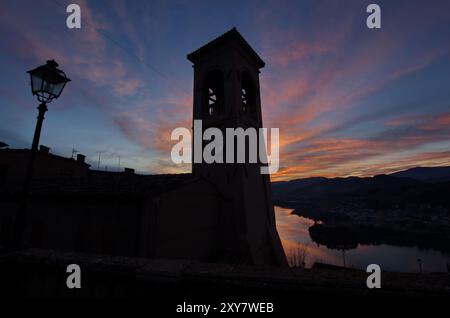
12,102,48,248
10,59,69,249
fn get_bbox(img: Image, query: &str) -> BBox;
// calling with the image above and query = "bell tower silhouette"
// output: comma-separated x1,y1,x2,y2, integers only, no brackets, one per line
187,28,287,266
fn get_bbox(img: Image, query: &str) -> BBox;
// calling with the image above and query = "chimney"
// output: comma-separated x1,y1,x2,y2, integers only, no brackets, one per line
39,145,50,154
124,168,135,174
76,154,86,164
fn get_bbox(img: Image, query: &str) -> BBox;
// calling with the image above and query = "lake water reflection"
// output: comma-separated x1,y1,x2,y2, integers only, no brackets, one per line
275,206,450,272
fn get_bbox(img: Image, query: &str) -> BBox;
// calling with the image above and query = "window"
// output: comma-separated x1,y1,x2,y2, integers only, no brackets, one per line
241,72,256,118
203,70,224,118
208,88,217,116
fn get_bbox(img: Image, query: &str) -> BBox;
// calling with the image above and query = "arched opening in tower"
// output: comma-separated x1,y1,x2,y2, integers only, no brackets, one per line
203,69,224,118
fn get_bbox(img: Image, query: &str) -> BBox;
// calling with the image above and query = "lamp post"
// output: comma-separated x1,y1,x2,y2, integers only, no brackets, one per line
12,59,70,248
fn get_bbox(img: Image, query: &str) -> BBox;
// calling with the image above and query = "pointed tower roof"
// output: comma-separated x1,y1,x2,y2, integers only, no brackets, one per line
187,27,265,69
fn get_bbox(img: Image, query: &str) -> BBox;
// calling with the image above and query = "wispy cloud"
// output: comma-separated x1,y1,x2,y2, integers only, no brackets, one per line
1,0,449,179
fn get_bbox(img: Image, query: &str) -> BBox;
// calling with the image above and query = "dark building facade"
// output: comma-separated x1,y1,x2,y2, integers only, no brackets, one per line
0,146,89,189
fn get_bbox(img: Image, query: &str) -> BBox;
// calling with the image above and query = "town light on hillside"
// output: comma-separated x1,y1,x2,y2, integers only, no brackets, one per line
12,60,70,248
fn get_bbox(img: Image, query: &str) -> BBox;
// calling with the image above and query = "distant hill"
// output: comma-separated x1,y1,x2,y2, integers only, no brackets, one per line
272,166,450,251
272,168,450,221
389,166,450,182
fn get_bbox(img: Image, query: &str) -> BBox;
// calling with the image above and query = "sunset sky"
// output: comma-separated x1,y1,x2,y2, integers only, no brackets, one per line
1,0,449,181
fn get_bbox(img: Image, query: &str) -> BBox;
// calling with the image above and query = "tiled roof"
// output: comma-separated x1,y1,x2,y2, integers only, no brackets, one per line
187,27,265,68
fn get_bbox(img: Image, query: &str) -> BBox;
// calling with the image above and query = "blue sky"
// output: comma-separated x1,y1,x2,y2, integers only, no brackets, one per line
1,0,450,180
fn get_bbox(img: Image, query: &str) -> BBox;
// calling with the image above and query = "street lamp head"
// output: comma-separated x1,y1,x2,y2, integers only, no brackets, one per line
27,59,71,103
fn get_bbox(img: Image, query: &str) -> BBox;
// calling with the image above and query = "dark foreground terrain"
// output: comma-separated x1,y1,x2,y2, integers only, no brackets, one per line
0,248,449,308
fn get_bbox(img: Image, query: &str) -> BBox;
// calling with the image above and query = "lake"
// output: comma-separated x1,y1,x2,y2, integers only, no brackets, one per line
275,206,450,272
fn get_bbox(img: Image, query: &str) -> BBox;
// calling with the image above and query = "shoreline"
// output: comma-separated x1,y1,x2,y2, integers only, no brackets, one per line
275,202,450,255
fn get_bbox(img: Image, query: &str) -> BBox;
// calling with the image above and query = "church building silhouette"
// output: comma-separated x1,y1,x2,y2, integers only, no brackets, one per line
0,28,287,267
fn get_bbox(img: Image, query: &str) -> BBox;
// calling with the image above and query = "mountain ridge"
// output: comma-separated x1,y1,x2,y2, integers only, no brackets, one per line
274,166,450,186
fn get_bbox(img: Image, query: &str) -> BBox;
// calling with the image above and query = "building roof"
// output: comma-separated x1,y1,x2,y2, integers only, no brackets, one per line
0,172,195,197
0,147,196,197
187,27,265,69
0,148,90,167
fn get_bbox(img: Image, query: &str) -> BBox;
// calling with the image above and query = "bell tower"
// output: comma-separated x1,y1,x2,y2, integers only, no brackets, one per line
187,28,287,266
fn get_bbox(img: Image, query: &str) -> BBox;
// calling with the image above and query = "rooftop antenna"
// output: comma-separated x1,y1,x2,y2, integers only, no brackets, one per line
118,156,121,172
96,151,104,170
71,147,79,159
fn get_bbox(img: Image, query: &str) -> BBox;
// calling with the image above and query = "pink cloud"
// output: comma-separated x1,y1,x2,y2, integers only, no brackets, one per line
269,42,335,67
113,93,192,154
